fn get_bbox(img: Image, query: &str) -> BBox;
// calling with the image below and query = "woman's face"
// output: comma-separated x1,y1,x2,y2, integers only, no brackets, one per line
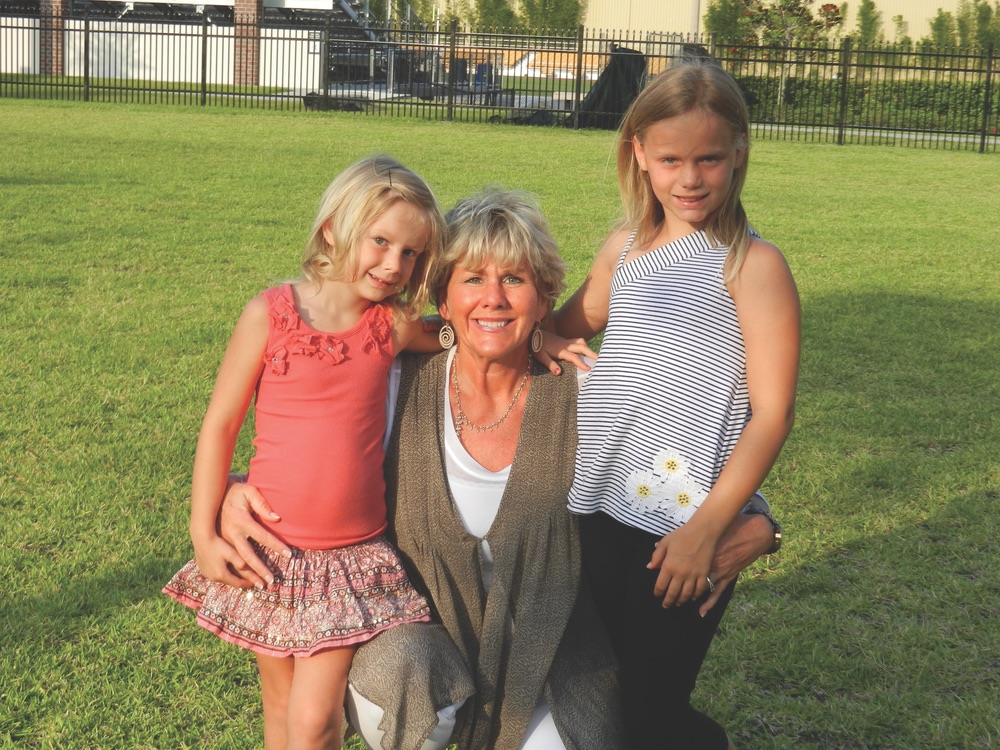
439,260,547,366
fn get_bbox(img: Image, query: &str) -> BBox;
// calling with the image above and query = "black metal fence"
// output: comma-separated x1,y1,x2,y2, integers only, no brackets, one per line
2,8,998,152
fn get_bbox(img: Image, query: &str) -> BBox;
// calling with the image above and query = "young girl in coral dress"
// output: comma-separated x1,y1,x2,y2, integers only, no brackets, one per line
164,155,446,750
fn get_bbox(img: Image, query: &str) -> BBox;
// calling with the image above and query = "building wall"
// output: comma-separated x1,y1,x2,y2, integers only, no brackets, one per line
582,1,967,43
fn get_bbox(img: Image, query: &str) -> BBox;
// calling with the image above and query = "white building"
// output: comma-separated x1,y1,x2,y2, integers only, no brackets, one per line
581,0,967,42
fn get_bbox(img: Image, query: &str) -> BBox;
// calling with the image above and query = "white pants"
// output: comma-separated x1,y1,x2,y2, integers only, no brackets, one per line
346,683,566,750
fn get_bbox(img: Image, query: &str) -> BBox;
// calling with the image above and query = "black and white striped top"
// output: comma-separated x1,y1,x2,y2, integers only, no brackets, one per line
568,229,751,537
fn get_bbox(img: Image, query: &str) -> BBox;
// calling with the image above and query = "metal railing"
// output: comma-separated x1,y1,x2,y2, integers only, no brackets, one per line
2,9,997,152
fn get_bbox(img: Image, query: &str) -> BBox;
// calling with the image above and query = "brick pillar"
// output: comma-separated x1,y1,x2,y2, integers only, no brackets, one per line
233,0,262,87
40,0,71,76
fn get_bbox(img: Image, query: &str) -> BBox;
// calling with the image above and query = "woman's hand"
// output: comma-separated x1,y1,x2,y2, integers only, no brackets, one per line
535,331,597,375
647,523,717,608
647,511,775,614
697,512,775,617
191,533,258,589
217,480,291,589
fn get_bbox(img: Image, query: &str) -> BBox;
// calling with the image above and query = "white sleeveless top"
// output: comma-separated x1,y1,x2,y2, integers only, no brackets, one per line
568,229,751,537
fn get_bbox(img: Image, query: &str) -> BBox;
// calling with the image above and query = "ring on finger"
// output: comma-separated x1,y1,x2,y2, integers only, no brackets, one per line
706,576,715,593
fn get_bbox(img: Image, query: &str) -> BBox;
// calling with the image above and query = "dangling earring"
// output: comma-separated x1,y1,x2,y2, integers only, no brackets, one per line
438,322,456,349
530,323,544,354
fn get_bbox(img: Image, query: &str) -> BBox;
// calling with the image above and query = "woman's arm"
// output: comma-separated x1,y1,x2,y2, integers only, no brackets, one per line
649,239,800,607
188,295,268,588
216,479,292,589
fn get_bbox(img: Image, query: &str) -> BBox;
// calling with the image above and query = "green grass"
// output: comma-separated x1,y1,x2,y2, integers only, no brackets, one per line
1,98,997,749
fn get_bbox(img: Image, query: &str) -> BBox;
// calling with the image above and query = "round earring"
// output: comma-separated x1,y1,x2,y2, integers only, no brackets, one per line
438,322,456,349
530,323,543,354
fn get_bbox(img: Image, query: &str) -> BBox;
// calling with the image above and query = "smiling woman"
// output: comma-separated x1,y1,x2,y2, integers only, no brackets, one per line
221,187,626,750
217,185,775,750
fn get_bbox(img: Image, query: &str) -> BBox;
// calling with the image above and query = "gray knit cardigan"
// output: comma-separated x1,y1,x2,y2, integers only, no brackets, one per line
348,351,624,750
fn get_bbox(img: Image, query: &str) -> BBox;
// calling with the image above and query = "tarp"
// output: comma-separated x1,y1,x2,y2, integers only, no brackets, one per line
575,46,647,130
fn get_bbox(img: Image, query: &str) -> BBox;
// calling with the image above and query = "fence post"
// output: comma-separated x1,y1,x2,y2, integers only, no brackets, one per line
200,14,208,106
83,9,90,102
980,44,995,154
570,24,584,130
322,17,331,108
710,31,717,59
446,18,457,122
837,36,852,146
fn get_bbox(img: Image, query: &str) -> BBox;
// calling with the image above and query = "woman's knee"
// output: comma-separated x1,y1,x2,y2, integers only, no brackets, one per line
346,682,463,750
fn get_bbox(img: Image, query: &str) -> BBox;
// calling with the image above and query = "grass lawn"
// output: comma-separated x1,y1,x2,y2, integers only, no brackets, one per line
1,98,997,749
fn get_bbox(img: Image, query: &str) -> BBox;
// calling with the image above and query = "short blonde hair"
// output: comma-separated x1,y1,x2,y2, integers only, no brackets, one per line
431,188,566,309
618,59,752,282
301,154,446,317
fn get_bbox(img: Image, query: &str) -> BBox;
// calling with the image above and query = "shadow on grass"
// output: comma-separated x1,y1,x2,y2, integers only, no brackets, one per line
0,554,186,652
714,289,999,748
1,289,996,747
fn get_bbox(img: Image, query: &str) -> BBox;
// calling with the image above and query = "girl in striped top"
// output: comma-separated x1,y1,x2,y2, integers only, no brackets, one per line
554,60,800,749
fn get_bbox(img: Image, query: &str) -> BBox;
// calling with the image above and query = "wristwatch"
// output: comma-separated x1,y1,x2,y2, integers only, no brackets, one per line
745,506,782,554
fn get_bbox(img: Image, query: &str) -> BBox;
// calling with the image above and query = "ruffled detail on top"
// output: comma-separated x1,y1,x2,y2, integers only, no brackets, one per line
261,285,394,375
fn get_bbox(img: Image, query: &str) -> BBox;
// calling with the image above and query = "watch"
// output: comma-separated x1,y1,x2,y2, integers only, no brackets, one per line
745,506,782,554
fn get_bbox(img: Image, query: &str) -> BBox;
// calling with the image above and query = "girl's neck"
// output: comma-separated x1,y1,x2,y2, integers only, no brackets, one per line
632,219,705,260
292,279,373,333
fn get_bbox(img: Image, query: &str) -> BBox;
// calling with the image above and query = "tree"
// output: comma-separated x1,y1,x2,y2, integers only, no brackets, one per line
475,0,519,27
703,0,843,47
927,9,958,50
754,0,835,46
704,0,757,43
519,0,584,30
957,0,976,46
974,2,994,47
892,14,912,46
855,0,882,45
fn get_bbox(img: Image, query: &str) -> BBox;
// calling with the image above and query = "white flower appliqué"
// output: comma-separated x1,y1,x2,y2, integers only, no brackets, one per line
652,448,690,480
624,470,666,513
661,475,707,524
623,446,707,521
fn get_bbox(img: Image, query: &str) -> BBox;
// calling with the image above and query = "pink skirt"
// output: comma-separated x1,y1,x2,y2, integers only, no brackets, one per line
162,535,431,658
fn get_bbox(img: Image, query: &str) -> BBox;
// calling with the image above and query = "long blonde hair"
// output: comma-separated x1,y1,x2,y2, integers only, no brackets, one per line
617,60,752,282
301,155,446,318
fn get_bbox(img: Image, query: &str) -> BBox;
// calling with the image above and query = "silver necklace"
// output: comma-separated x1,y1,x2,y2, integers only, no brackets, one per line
451,353,531,437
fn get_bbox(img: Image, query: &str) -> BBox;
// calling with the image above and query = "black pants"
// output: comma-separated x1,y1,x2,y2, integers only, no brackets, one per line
579,512,735,750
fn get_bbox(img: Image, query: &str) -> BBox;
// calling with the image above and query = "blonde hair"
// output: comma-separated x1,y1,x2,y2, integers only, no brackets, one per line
431,187,566,309
617,59,752,283
301,154,446,317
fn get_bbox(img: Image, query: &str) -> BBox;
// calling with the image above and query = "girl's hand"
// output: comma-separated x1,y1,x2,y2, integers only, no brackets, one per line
535,331,598,376
647,523,717,608
217,480,291,589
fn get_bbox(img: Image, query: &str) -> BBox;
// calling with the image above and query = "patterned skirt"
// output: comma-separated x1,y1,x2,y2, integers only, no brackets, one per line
162,535,431,658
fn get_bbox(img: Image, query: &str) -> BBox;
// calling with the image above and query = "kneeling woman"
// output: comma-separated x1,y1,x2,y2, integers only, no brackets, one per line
220,188,776,750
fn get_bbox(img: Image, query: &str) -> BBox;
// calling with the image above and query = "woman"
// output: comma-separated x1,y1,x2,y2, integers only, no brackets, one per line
218,188,776,749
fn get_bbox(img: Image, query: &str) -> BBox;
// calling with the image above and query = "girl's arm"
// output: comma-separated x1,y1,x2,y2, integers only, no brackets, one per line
189,295,268,587
649,239,800,607
551,227,630,341
392,314,444,354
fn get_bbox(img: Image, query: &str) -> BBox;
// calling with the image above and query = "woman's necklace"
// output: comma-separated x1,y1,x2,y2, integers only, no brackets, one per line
451,353,531,437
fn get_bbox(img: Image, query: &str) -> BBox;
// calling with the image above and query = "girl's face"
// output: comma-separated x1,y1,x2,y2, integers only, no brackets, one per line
326,200,430,304
438,260,547,368
633,108,747,238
